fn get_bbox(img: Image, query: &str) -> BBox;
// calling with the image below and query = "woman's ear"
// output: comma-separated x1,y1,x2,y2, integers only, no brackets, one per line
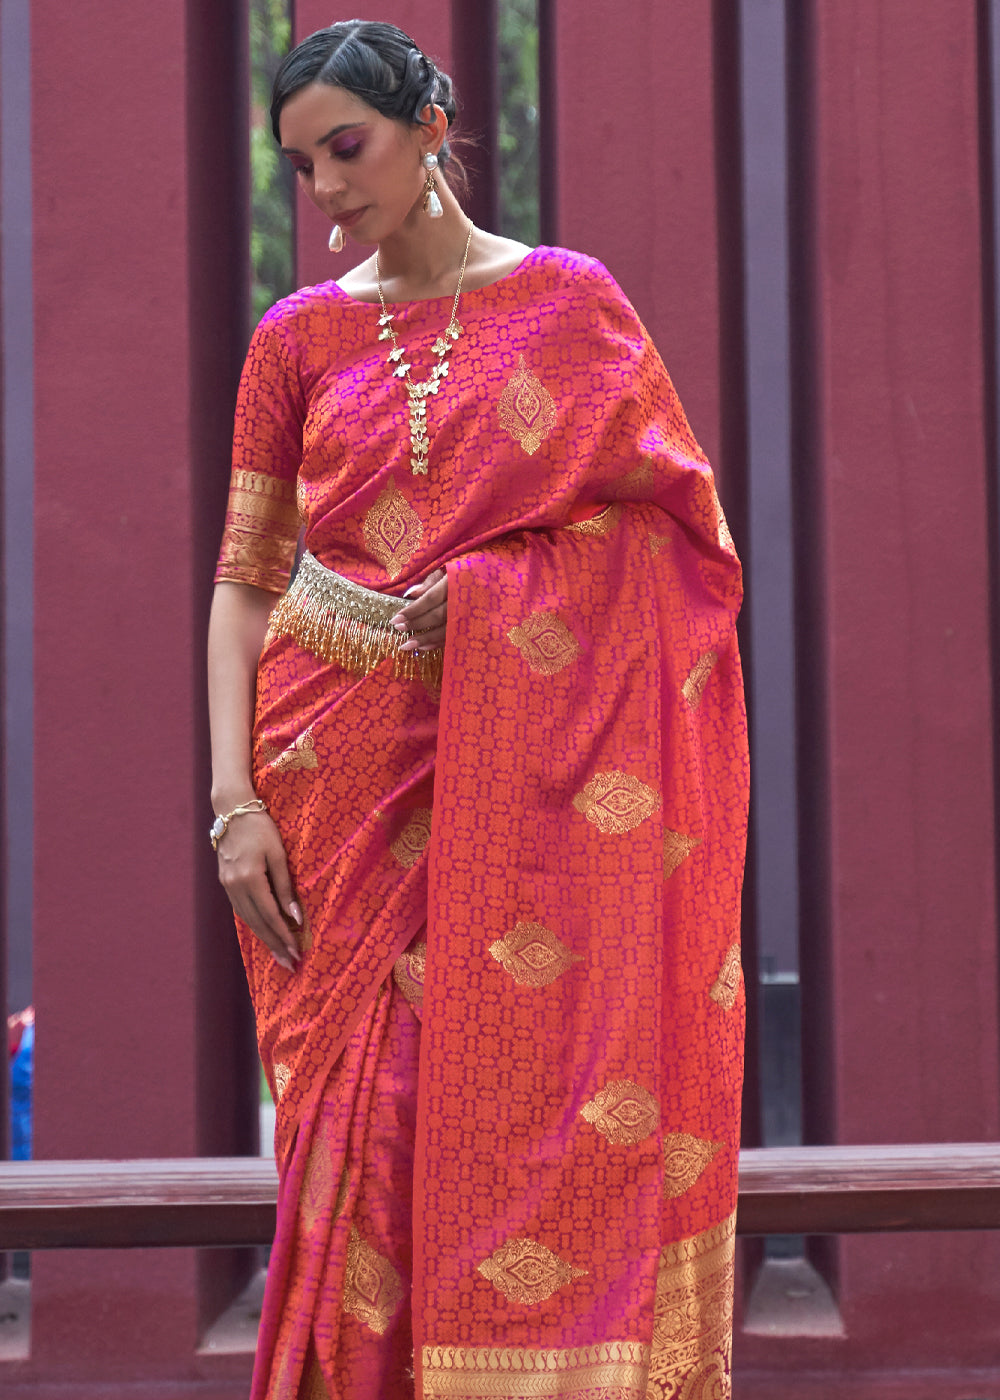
418,102,449,155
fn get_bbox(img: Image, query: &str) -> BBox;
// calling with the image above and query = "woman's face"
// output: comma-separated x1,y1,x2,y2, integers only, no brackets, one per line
278,82,429,244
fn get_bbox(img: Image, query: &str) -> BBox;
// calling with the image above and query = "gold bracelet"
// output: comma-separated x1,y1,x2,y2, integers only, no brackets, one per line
210,798,268,851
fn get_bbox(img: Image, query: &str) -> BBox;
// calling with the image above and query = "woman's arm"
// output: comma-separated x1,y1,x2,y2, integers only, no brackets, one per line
208,581,302,971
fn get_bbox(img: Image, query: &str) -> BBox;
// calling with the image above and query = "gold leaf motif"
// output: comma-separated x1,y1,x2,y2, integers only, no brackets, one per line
664,829,701,879
390,808,433,868
489,922,583,988
663,1133,724,1198
261,726,318,773
580,1079,660,1145
683,652,719,709
301,1350,330,1400
477,1237,586,1306
709,945,742,1011
648,1214,735,1395
344,1226,404,1335
421,1340,651,1398
713,488,734,553
564,501,622,537
363,477,423,580
333,1168,349,1219
300,1132,334,1233
272,1349,298,1400
650,531,672,555
393,940,427,1013
273,1062,291,1101
295,474,308,523
613,456,655,497
498,354,557,455
572,771,661,835
507,610,581,676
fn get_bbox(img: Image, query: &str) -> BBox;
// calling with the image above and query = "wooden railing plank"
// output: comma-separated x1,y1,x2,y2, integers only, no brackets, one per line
0,1144,998,1249
738,1143,1000,1235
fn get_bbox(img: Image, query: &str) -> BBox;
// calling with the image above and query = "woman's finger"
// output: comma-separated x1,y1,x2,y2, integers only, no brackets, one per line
392,570,446,627
399,623,446,653
228,884,297,970
266,841,304,945
217,816,301,968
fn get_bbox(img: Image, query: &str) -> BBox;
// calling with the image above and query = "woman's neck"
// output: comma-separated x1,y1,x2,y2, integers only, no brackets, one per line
367,184,473,300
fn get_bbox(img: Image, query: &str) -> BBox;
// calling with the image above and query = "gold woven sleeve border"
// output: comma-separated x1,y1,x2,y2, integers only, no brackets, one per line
215,468,301,592
422,1340,651,1399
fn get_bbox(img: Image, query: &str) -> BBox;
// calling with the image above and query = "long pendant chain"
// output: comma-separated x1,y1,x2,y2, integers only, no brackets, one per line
375,221,475,476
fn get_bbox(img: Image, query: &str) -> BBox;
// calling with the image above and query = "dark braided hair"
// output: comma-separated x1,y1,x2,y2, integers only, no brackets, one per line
270,20,460,176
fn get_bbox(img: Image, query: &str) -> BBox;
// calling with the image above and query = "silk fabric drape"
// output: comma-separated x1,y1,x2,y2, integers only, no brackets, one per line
216,247,748,1400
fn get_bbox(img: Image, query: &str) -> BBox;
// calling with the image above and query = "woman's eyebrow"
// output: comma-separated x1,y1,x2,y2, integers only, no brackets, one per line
280,121,366,155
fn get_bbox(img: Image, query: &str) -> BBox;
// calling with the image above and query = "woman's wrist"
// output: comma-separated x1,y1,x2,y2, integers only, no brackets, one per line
211,781,258,814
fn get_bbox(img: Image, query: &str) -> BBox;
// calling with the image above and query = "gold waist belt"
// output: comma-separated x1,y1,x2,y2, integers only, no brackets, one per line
267,551,442,684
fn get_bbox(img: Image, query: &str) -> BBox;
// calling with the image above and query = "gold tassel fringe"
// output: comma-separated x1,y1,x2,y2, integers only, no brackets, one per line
267,551,443,687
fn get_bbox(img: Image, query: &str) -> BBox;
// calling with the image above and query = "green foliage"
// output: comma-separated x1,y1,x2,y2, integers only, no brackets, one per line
250,0,294,326
498,0,540,246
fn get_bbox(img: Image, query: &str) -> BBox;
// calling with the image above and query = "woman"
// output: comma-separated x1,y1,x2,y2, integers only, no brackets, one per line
209,20,748,1400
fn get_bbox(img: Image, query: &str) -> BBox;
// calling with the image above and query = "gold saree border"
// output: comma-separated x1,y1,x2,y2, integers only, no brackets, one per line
647,1211,736,1399
421,1340,651,1399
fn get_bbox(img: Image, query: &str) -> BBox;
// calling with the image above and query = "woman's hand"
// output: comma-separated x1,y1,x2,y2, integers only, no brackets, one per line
215,810,302,972
392,567,447,652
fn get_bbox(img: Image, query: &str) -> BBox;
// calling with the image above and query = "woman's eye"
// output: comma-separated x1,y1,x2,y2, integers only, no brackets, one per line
292,164,312,178
332,141,363,161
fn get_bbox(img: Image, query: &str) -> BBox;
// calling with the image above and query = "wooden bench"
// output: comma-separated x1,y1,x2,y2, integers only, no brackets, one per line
0,1143,998,1250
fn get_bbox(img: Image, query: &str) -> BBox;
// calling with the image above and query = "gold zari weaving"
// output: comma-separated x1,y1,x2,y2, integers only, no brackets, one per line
422,1340,651,1399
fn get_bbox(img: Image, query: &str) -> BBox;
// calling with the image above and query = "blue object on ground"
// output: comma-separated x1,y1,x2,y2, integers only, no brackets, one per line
10,1020,33,1159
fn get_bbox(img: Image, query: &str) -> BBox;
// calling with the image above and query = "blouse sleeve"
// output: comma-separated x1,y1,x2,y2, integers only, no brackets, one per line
214,306,306,594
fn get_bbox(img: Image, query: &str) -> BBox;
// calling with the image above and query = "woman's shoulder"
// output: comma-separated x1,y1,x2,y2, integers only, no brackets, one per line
526,246,641,328
256,280,346,337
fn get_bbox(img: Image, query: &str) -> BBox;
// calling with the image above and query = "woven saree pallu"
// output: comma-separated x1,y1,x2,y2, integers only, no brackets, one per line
215,245,748,1400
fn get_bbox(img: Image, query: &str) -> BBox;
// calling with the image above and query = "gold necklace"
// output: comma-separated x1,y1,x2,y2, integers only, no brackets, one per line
375,222,475,475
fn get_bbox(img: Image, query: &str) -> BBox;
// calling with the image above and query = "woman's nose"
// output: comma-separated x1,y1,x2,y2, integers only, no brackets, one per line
313,160,346,203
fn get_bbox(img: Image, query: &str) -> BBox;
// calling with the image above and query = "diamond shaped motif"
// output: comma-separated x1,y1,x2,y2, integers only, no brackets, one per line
709,944,742,1010
299,1132,334,1233
477,1237,586,1305
344,1227,404,1335
580,1079,660,1145
261,726,318,773
489,921,583,988
662,1132,723,1198
663,829,701,879
572,771,660,835
393,940,426,1014
682,651,719,709
498,354,557,455
363,478,423,580
390,808,433,868
507,609,581,676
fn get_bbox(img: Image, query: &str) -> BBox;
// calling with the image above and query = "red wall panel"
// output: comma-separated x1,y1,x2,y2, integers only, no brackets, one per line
739,0,1000,1381
544,0,728,470
20,0,254,1391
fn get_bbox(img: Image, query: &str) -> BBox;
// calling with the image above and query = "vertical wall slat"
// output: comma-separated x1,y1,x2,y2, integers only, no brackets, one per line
1,0,33,1027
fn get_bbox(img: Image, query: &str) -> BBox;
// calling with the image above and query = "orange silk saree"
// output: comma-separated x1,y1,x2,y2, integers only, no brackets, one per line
215,246,748,1400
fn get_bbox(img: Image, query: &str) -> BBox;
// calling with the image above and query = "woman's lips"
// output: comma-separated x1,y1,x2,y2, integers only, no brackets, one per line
336,207,367,229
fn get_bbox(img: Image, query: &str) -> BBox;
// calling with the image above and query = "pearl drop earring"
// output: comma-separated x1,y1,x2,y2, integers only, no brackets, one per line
421,153,444,219
328,224,344,253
